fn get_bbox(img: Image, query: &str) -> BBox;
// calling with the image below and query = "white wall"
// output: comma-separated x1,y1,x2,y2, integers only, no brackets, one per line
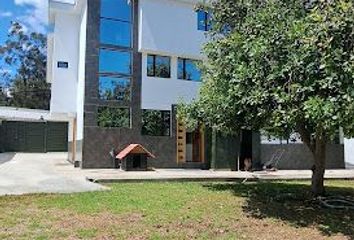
344,138,354,168
76,1,87,141
141,53,201,110
50,13,80,114
139,0,206,59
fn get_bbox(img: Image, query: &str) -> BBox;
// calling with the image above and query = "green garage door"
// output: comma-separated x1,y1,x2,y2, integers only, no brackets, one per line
46,122,68,152
2,121,68,152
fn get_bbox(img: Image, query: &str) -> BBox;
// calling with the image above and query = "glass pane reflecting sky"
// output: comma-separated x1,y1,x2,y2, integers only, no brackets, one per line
197,10,206,31
100,19,131,47
101,0,131,22
186,60,201,81
178,58,201,81
99,49,131,74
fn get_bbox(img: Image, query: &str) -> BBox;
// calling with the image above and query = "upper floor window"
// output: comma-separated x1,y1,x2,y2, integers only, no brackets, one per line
147,54,171,78
197,10,211,31
100,18,131,47
178,58,201,82
101,0,131,22
99,76,131,101
99,48,132,75
100,0,132,47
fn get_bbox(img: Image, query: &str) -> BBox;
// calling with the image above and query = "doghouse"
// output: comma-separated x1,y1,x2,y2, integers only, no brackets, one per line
116,144,155,171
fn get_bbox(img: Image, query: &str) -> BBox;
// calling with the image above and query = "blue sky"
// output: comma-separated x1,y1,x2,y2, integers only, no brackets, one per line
0,0,48,83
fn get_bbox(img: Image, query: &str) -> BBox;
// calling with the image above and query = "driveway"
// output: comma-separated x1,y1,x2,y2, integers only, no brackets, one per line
0,152,104,195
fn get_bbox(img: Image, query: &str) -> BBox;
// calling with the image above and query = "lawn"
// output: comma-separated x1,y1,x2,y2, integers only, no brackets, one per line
1,180,354,240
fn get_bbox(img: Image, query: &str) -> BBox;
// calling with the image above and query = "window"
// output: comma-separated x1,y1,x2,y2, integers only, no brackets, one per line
99,77,131,101
100,0,132,47
147,55,171,78
101,0,131,22
197,10,211,31
97,0,133,128
142,110,171,136
100,18,131,47
97,107,130,128
178,58,201,81
99,49,131,75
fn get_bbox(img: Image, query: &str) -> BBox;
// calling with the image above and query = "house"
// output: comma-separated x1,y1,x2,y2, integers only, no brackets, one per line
47,0,346,169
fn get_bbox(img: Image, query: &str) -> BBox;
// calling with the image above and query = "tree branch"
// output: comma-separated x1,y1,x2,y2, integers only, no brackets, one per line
297,121,315,154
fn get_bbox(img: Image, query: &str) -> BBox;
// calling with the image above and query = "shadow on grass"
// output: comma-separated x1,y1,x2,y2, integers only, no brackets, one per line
203,181,354,239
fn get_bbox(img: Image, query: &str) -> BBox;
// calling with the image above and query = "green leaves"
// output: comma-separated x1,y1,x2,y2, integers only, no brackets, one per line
0,22,50,110
179,0,354,141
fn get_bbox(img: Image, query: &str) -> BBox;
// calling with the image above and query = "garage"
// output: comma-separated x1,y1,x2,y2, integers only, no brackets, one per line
0,121,68,153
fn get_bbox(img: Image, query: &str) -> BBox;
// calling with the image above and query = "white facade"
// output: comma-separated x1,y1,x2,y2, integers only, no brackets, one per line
139,0,206,58
76,1,87,141
49,13,80,114
141,54,201,110
344,139,354,168
139,0,206,110
48,0,87,145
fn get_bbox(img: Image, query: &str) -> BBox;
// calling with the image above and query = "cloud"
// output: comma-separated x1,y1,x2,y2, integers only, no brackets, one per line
0,11,13,18
14,0,48,33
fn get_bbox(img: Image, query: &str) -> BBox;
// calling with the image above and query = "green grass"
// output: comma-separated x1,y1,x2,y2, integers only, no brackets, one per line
1,180,354,239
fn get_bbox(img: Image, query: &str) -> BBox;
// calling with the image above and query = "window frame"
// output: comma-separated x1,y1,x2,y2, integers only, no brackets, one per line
141,109,172,137
177,58,202,82
147,54,171,78
97,106,131,129
99,48,132,76
100,17,132,48
197,10,211,32
98,75,131,102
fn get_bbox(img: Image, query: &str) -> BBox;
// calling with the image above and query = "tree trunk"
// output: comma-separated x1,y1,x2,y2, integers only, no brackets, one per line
311,138,326,196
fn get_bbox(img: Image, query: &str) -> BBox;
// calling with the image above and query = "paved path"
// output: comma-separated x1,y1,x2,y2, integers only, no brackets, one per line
0,153,105,196
67,167,354,183
1,153,354,196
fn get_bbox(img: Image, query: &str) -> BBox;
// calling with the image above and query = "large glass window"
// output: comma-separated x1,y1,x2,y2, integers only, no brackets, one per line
197,10,211,31
101,0,131,22
99,49,131,75
97,107,130,128
142,110,171,136
147,55,171,78
178,58,201,81
97,0,133,128
99,77,131,101
100,19,131,47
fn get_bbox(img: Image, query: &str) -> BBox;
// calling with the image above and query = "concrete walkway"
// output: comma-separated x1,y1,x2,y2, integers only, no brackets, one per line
1,153,353,196
0,153,105,196
81,169,354,183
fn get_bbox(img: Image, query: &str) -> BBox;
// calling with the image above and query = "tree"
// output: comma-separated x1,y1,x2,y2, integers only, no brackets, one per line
0,22,50,109
179,0,354,196
0,85,7,106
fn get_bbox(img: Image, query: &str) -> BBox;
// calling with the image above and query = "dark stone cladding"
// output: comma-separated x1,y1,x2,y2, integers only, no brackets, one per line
260,144,345,169
81,0,178,168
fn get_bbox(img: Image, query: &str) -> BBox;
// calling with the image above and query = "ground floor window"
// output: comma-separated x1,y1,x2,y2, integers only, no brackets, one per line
97,106,130,128
141,110,171,136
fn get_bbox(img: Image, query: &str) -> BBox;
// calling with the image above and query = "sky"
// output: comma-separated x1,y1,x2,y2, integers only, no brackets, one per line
0,0,49,84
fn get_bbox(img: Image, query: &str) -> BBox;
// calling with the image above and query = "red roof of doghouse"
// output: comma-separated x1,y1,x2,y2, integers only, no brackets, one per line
116,144,156,160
